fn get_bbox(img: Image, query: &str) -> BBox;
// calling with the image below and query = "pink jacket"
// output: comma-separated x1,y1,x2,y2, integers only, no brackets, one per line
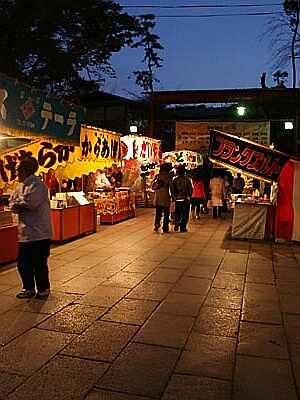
191,179,206,198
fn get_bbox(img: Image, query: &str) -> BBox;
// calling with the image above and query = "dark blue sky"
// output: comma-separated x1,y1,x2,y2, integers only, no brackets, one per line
104,1,286,97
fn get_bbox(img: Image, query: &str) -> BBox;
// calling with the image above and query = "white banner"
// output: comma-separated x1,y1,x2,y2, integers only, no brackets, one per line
176,121,270,154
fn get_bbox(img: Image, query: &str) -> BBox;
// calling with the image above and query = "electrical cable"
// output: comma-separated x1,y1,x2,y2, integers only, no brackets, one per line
122,4,282,9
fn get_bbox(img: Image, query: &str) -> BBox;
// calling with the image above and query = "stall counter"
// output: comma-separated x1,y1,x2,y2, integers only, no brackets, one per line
51,203,96,243
232,202,275,240
93,192,135,224
0,224,18,265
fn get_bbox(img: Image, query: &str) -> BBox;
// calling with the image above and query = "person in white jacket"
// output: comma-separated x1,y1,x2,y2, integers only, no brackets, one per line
10,158,53,299
209,170,226,219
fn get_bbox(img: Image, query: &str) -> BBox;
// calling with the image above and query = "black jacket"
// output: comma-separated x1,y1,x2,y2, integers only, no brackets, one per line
171,175,193,201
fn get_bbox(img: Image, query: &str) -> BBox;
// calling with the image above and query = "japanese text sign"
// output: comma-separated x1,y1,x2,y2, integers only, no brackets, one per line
208,129,289,182
176,121,270,154
0,74,83,142
80,126,122,162
121,135,162,161
0,126,123,189
161,150,203,167
0,141,76,187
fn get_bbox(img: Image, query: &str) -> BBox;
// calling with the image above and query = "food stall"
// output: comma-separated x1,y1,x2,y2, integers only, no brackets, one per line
50,192,96,243
55,125,125,225
0,73,84,262
161,150,203,170
0,196,18,265
91,188,135,224
0,75,125,250
209,129,296,241
120,135,162,207
230,196,275,240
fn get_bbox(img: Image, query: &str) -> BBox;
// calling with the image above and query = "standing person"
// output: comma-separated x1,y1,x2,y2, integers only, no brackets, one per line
45,168,59,198
209,170,226,219
171,165,193,233
152,163,173,233
233,172,245,194
190,168,206,220
10,158,53,299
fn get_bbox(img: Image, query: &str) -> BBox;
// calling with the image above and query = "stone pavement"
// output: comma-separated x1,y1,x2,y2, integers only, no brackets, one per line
0,207,300,400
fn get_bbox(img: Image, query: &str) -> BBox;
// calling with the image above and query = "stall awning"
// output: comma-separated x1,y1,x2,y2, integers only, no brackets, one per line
0,125,122,189
208,129,300,242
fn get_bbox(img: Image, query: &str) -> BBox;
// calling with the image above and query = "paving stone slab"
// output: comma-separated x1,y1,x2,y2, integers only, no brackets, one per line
0,328,76,376
61,320,139,362
161,374,231,400
5,355,109,400
0,371,25,400
133,312,195,348
157,292,205,317
0,310,49,345
85,389,153,400
175,332,236,380
233,355,297,400
101,298,159,325
194,306,240,337
126,281,173,301
238,321,289,359
97,342,180,398
242,282,282,323
37,303,106,334
79,285,131,308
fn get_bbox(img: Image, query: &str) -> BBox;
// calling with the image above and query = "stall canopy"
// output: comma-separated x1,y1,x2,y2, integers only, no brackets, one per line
161,150,203,169
209,129,300,242
0,125,122,190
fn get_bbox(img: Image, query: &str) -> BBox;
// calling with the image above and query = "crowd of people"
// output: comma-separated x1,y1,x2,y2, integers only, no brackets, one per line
152,163,239,233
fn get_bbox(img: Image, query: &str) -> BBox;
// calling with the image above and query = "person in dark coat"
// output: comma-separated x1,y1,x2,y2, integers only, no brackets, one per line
170,165,193,233
152,163,173,233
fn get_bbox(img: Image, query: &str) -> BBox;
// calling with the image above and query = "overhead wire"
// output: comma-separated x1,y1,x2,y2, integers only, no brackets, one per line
122,4,282,8
142,12,283,18
121,3,283,18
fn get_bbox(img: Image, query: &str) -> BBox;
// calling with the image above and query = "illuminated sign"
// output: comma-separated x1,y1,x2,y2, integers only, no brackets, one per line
121,135,162,162
0,126,122,188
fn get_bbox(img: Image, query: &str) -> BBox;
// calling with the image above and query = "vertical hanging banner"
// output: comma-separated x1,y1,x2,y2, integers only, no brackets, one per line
208,129,289,182
0,73,83,143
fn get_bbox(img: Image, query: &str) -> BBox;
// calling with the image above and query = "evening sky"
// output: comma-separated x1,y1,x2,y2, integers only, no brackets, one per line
104,1,286,98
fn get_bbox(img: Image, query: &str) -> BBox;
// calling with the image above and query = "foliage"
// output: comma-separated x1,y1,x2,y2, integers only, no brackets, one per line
264,0,300,88
273,69,289,86
0,0,140,100
131,14,164,93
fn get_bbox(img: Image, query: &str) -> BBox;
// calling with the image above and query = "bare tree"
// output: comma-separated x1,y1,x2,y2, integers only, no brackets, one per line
264,0,300,88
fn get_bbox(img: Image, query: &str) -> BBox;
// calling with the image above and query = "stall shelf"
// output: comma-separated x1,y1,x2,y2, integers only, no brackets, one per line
0,224,18,265
232,201,275,240
93,191,135,224
51,203,96,243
